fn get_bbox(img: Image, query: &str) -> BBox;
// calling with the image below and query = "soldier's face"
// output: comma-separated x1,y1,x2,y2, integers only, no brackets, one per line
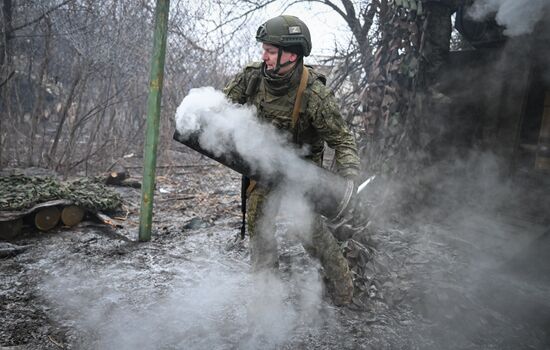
261,43,297,75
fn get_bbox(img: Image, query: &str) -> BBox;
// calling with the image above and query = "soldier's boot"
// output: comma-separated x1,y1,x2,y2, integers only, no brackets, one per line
321,250,354,306
305,219,354,306
326,273,354,306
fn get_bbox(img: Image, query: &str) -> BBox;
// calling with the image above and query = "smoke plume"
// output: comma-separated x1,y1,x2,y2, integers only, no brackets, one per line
175,86,321,186
468,0,550,36
175,86,334,250
172,87,329,347
39,240,327,349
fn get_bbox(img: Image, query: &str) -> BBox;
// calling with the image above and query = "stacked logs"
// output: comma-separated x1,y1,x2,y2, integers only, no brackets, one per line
0,175,122,238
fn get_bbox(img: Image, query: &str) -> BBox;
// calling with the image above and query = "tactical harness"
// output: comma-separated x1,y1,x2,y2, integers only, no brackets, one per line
240,66,311,239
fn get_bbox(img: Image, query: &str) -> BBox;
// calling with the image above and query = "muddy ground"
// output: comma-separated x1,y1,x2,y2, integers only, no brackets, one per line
1,151,550,350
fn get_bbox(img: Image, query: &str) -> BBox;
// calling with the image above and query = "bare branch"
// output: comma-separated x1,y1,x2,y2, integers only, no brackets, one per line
7,0,74,34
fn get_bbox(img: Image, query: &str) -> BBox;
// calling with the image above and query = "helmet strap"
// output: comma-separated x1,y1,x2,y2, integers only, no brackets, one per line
272,47,296,75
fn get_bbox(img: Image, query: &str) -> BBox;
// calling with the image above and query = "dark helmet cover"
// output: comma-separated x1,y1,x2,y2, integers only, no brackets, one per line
256,15,312,57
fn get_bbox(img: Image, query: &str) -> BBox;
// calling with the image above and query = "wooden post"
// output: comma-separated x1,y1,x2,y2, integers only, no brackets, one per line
138,0,170,242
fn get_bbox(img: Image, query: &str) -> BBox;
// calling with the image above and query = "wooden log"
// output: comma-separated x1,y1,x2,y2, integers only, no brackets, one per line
92,211,124,229
0,199,72,222
61,205,85,227
0,219,23,239
103,164,142,188
34,206,61,231
105,164,129,185
119,179,141,188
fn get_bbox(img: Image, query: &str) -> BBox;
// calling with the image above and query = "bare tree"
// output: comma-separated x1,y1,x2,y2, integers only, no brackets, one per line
0,0,244,174
4,0,437,178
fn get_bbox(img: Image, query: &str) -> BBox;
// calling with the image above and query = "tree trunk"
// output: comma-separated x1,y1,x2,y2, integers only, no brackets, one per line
0,0,13,77
48,69,81,168
29,17,52,166
0,0,13,167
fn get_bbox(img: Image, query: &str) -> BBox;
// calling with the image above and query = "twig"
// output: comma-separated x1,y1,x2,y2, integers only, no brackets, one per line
94,212,123,229
113,204,131,221
48,335,65,349
124,164,220,169
0,70,15,88
8,0,74,33
156,195,196,202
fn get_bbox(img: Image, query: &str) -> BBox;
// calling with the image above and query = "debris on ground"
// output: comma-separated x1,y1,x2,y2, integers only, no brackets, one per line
0,242,32,258
0,154,549,349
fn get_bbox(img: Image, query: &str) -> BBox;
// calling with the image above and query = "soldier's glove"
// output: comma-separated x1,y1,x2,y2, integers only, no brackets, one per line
331,174,379,241
329,178,358,241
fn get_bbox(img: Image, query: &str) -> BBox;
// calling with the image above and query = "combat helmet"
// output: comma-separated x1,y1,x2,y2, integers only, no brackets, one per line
256,15,312,57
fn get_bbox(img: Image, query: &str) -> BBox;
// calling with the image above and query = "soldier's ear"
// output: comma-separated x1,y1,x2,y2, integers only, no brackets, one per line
289,52,298,62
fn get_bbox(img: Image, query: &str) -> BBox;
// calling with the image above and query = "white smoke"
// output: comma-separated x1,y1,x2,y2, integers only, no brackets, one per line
175,86,321,186
175,86,328,256
40,252,327,349
171,87,331,347
468,0,550,36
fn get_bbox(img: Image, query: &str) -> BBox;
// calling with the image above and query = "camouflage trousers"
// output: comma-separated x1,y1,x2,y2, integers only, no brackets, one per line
247,186,353,305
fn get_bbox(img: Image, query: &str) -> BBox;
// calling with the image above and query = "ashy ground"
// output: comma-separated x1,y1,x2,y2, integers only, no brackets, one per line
1,151,550,350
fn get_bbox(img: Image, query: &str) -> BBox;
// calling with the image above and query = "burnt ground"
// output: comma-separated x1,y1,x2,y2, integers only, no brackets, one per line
1,150,550,350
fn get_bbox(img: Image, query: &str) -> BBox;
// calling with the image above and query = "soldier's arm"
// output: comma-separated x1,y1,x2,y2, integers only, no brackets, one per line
223,62,261,104
223,69,248,104
310,88,360,179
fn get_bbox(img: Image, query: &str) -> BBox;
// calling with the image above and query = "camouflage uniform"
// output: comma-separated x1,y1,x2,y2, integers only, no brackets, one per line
421,1,453,85
421,0,467,85
224,61,360,304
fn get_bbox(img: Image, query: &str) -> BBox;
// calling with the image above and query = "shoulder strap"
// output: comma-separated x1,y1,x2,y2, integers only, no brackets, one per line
291,66,309,130
245,66,310,201
244,70,261,100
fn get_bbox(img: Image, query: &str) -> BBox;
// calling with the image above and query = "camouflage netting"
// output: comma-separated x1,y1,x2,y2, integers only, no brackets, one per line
0,175,122,211
361,4,424,176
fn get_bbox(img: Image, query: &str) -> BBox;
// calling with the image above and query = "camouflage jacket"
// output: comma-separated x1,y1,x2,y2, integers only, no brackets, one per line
224,62,360,179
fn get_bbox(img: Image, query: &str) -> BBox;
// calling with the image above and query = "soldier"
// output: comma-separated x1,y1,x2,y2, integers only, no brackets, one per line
224,15,360,306
420,1,451,85
394,0,466,84
421,0,467,86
